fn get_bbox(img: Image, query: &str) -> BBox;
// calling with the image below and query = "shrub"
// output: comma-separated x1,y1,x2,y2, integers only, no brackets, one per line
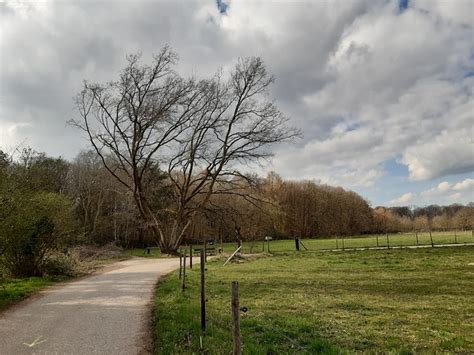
0,190,76,277
40,251,79,277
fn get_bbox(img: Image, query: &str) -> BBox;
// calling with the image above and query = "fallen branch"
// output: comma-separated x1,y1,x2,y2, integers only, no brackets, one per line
224,246,242,266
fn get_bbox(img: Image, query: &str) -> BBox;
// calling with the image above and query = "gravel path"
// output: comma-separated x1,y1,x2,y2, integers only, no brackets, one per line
0,257,179,355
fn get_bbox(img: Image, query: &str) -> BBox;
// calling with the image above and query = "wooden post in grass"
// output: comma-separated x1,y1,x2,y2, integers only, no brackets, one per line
429,231,434,247
454,230,457,244
200,250,206,331
295,237,300,251
262,240,265,253
182,249,187,292
376,234,379,247
335,236,339,249
231,281,241,355
189,245,193,269
386,233,390,249
415,232,419,245
179,252,183,280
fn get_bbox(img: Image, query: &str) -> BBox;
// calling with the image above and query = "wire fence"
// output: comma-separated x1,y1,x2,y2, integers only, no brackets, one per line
171,230,474,353
218,230,474,254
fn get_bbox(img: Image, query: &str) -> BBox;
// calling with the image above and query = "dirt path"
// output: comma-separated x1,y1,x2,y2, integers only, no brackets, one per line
0,257,179,355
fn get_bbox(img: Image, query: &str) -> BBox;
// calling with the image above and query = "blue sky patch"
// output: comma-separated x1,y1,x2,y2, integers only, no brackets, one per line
399,0,409,12
216,0,229,15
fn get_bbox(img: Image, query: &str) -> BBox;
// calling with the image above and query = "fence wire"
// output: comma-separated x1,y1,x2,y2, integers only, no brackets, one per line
206,312,310,353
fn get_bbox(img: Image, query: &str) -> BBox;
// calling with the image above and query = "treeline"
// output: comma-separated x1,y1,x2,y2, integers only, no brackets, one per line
0,149,376,249
373,205,473,234
2,148,471,253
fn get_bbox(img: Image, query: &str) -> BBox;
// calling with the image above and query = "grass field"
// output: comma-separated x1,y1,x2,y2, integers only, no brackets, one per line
127,231,473,258
153,246,474,354
217,230,473,254
126,231,473,258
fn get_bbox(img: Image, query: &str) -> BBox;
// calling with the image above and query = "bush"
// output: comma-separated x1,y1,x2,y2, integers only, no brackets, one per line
0,190,76,277
72,243,123,260
40,252,79,277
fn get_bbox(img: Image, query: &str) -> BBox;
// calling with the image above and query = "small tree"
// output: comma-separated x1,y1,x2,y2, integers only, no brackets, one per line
454,207,474,231
72,47,298,253
0,191,75,277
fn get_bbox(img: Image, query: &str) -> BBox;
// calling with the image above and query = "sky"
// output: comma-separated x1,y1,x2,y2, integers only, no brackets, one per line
0,0,473,207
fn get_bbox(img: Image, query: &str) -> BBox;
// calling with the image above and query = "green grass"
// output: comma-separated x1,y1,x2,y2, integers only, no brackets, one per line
0,276,67,310
153,246,474,354
126,231,473,258
219,230,473,254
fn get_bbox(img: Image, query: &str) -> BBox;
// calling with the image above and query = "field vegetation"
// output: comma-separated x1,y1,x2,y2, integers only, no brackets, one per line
219,230,473,254
153,246,474,354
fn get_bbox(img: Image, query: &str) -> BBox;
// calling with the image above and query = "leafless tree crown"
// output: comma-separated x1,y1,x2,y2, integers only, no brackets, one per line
71,46,299,252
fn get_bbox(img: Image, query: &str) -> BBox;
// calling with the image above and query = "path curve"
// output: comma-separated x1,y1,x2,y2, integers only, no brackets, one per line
0,257,179,355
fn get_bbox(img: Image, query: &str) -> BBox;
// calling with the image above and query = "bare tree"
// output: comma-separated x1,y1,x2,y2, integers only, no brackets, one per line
72,46,298,253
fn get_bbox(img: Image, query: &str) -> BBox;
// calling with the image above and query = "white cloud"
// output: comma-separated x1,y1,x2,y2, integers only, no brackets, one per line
419,177,474,204
0,0,472,198
452,178,474,191
274,2,474,186
390,192,415,205
402,125,474,181
421,181,452,197
437,182,451,192
0,121,32,151
412,0,474,26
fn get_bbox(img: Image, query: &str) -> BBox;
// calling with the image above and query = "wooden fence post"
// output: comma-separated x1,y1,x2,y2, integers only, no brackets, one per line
200,250,206,331
335,236,339,249
189,245,193,269
386,233,390,249
454,230,457,244
182,249,187,292
415,232,419,245
295,238,300,251
429,231,434,247
231,281,241,355
376,234,379,247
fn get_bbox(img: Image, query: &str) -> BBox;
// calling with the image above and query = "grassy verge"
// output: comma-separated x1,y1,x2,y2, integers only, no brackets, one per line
153,246,474,354
0,276,68,310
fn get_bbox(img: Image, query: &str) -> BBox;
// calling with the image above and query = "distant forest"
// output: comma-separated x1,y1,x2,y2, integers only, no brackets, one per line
1,148,472,249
